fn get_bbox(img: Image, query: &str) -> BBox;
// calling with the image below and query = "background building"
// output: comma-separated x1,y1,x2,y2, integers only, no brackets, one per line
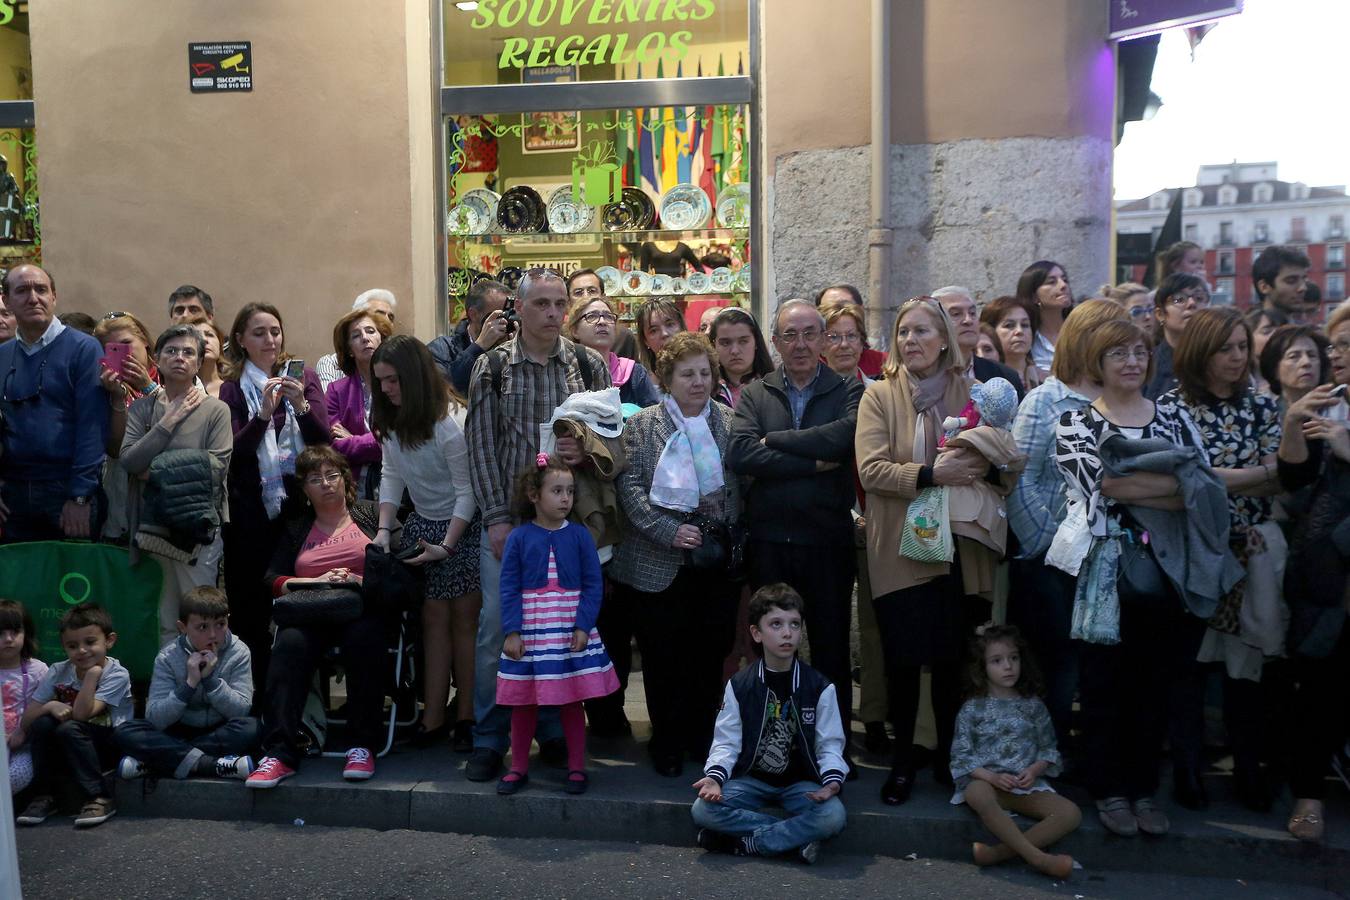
1117,161,1349,314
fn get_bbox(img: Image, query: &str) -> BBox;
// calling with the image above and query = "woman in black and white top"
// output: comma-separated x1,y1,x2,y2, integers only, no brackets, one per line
370,335,481,752
1054,319,1208,841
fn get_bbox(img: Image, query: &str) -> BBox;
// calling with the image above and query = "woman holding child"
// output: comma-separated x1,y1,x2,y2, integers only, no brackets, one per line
611,332,741,777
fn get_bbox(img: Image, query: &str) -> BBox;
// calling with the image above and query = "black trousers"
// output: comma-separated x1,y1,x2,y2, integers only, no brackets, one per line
1288,630,1350,799
27,714,119,800
626,567,739,760
223,516,285,689
749,539,857,737
585,575,635,727
1008,554,1079,749
259,607,395,767
1077,589,1206,802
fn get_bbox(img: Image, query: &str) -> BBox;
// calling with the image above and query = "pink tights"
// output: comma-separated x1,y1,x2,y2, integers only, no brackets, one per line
508,702,587,777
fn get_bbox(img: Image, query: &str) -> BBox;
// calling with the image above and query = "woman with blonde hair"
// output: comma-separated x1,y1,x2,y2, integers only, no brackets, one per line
856,297,1018,805
1007,299,1131,746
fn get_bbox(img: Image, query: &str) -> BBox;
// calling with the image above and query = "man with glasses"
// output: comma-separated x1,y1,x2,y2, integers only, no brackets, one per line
430,280,510,394
727,298,866,773
464,268,611,782
0,264,107,542
932,286,1025,398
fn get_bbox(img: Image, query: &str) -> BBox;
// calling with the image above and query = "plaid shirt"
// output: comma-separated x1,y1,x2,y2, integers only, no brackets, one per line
1007,376,1091,559
465,336,610,527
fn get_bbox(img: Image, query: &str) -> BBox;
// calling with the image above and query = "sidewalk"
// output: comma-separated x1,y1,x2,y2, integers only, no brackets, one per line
111,700,1349,891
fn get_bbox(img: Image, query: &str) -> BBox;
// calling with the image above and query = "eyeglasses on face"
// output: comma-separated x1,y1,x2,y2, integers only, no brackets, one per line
580,311,616,325
159,345,198,359
570,285,603,298
1103,347,1152,363
778,329,822,345
303,472,344,488
825,331,861,345
1166,292,1209,307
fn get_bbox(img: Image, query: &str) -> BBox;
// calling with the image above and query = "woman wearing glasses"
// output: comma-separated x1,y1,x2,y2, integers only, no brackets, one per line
120,324,233,642
1055,320,1220,839
855,298,1014,805
370,335,481,752
566,295,659,408
1145,274,1211,400
249,446,393,787
1100,283,1153,325
820,302,872,385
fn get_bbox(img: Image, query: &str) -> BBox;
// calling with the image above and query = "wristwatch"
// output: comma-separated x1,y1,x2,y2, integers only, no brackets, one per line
71,496,90,506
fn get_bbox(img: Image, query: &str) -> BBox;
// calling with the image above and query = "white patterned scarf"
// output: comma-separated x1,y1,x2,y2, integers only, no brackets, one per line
650,395,724,512
240,360,303,519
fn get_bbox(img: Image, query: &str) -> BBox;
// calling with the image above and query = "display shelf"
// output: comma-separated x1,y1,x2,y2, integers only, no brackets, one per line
446,227,749,245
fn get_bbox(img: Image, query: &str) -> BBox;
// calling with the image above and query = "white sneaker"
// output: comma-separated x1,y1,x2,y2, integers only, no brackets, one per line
214,755,255,779
118,755,148,780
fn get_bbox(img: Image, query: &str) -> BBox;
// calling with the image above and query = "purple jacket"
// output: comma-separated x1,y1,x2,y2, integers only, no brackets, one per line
325,375,381,467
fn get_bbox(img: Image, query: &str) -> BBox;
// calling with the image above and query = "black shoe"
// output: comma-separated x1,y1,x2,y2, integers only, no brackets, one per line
696,828,747,856
538,737,568,768
863,721,891,755
653,752,684,778
452,720,474,754
1234,768,1271,813
1172,767,1209,811
465,747,503,782
496,771,528,795
406,721,451,749
880,766,915,805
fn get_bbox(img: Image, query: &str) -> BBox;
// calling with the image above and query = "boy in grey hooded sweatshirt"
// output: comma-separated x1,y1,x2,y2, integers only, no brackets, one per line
114,587,260,780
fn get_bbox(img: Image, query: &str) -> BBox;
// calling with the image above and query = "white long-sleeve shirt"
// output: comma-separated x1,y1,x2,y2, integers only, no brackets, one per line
378,407,478,523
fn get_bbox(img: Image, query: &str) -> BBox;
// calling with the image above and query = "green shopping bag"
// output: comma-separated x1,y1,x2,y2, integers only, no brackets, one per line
899,486,954,563
0,541,162,680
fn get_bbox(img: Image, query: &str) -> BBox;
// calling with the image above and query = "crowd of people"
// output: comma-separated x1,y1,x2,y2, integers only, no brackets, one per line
0,242,1346,872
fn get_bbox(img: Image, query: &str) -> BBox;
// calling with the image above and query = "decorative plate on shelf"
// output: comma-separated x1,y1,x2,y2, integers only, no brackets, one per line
497,266,525,291
447,188,500,236
710,267,735,293
596,266,623,297
622,269,652,296
497,185,547,233
735,265,751,293
546,185,595,234
650,274,673,295
658,183,712,231
602,187,656,231
687,272,711,293
715,182,751,228
670,276,687,295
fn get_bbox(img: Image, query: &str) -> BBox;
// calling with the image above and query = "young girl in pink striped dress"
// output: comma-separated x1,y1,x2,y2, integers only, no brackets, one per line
496,453,619,796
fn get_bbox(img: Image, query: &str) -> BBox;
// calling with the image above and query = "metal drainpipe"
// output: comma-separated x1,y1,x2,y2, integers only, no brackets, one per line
868,0,894,350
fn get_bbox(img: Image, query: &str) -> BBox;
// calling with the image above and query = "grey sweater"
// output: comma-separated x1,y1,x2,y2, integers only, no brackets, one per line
145,632,253,730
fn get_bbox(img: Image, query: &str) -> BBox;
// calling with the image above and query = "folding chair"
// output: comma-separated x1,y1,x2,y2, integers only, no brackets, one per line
316,609,419,759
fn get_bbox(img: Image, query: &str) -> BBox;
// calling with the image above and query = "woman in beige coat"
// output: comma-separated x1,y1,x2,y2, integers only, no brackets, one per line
856,297,1016,806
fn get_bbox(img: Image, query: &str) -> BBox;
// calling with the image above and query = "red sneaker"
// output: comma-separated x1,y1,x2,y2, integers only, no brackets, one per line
343,747,375,781
245,756,296,789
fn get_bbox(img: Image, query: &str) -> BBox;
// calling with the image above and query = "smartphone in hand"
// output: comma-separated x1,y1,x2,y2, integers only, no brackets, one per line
102,342,131,376
285,359,305,381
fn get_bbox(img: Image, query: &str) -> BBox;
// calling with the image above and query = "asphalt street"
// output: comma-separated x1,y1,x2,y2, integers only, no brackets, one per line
13,818,1345,900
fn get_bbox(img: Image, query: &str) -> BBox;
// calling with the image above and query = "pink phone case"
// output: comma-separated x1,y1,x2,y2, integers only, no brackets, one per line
102,342,131,376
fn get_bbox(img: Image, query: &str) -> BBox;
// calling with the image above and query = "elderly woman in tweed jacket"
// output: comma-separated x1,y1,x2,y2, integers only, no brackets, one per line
610,332,742,778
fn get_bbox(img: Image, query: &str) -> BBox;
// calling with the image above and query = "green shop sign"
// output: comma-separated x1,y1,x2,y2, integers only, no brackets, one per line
470,0,718,69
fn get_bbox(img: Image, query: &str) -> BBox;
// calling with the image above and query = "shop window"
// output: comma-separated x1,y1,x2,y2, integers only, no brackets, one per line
438,0,756,333
0,5,37,267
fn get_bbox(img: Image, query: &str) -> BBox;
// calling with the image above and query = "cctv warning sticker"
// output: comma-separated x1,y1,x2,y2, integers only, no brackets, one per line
188,42,252,93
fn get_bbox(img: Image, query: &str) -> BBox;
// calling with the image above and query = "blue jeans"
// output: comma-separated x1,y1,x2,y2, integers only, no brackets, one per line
0,478,104,543
691,777,847,855
472,527,560,753
115,717,260,779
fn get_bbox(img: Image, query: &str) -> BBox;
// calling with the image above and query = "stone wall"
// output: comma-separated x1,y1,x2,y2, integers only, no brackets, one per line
767,136,1113,346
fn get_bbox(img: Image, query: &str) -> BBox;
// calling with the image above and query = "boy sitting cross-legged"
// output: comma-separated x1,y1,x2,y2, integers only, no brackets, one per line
115,586,259,782
16,601,134,828
691,583,848,864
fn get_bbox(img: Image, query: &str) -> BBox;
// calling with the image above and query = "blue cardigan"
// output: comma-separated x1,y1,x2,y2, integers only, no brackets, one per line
0,326,107,496
499,521,603,636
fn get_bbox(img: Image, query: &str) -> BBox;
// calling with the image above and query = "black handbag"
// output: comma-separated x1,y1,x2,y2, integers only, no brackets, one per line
362,542,424,612
1116,519,1167,601
271,587,363,628
683,512,747,581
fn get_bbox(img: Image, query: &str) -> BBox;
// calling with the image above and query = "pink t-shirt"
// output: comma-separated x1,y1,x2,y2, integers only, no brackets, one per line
294,521,371,579
1,659,49,739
